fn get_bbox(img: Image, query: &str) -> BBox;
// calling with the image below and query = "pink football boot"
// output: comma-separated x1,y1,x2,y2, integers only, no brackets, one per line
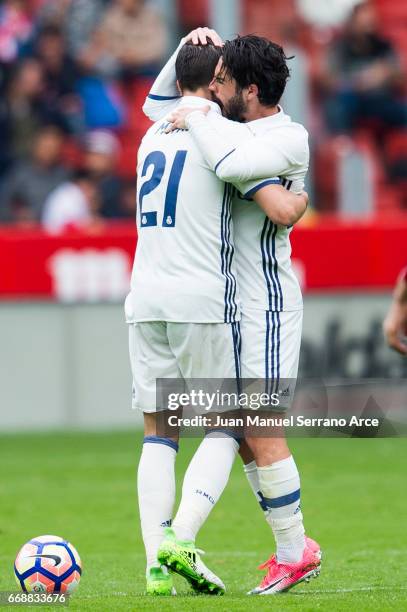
249,537,321,595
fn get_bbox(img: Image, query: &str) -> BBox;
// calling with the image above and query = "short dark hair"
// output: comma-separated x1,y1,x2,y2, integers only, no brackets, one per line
175,40,222,92
221,35,291,106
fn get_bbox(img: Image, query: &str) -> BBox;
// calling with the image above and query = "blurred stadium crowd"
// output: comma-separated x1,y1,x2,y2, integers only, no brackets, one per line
0,0,405,231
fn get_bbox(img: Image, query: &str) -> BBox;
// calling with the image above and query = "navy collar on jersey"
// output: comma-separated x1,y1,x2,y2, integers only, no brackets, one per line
178,95,222,114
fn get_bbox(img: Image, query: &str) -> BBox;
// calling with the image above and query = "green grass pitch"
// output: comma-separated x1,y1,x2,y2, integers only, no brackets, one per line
1,431,406,611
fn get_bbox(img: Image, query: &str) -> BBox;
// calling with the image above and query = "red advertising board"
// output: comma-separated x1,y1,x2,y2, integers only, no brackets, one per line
0,216,405,301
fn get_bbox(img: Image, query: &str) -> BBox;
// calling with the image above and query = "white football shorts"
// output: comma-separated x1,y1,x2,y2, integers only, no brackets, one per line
128,321,241,413
240,308,303,410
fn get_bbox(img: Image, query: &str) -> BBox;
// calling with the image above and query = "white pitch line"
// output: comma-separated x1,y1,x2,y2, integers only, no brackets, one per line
295,586,407,594
77,586,407,600
209,551,258,557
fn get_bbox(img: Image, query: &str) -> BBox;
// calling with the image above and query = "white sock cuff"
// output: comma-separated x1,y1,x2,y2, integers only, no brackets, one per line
258,456,300,499
143,435,178,454
257,455,296,475
269,511,304,532
205,431,239,452
243,460,257,474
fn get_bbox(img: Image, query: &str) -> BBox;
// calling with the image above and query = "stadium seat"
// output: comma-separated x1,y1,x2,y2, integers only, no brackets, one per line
375,184,404,212
242,0,298,44
61,138,83,170
115,77,155,178
385,131,407,162
177,0,209,30
374,0,407,66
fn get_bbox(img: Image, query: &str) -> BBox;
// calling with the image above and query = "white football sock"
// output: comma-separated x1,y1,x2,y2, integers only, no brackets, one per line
257,455,305,563
137,436,177,572
243,460,265,508
172,433,239,542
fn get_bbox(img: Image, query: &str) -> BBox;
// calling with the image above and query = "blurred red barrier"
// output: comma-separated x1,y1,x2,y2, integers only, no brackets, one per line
0,223,137,301
290,214,407,291
0,216,405,300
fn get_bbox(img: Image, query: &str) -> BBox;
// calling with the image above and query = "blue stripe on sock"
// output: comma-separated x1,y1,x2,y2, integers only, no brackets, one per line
263,488,300,508
143,435,178,452
258,491,269,512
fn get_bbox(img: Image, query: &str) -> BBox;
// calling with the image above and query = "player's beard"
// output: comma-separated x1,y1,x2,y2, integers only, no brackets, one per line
210,92,224,113
223,90,247,122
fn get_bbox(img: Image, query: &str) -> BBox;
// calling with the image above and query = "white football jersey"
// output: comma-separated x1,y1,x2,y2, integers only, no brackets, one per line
140,41,309,315
126,96,241,324
185,108,309,312
232,111,308,312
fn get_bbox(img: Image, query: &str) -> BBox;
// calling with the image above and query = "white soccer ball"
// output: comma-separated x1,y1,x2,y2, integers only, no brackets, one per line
14,535,82,594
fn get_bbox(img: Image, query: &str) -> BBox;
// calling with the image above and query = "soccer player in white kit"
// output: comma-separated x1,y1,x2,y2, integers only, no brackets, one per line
128,35,308,596
148,29,322,595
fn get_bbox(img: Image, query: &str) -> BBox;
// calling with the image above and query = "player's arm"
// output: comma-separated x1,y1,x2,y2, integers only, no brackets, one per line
234,176,308,226
252,184,308,226
168,108,308,181
142,28,223,122
383,268,407,355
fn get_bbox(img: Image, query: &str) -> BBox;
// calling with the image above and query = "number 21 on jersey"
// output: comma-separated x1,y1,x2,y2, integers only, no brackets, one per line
138,150,187,228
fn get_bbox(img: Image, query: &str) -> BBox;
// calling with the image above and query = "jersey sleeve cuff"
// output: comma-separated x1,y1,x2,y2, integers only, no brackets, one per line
243,178,281,198
147,93,181,101
214,148,236,172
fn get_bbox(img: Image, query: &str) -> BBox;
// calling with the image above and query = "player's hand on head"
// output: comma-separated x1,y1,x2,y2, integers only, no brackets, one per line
166,106,211,132
184,27,223,46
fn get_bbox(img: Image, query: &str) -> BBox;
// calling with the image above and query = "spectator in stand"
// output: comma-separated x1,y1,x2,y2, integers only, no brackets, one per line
80,0,167,79
0,0,33,65
36,0,107,60
119,179,137,218
83,129,125,219
34,24,80,127
42,169,101,233
320,1,406,134
0,124,69,223
0,58,43,173
0,58,67,174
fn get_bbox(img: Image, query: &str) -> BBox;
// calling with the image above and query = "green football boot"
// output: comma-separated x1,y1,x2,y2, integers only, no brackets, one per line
146,565,176,595
157,528,225,595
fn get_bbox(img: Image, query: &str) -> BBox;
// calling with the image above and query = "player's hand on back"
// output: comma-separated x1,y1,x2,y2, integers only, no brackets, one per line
183,27,223,46
383,270,407,356
166,106,211,131
383,306,407,355
383,302,407,355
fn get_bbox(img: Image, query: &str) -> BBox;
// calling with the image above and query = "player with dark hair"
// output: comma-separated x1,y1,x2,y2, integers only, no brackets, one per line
217,34,291,118
175,40,221,91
